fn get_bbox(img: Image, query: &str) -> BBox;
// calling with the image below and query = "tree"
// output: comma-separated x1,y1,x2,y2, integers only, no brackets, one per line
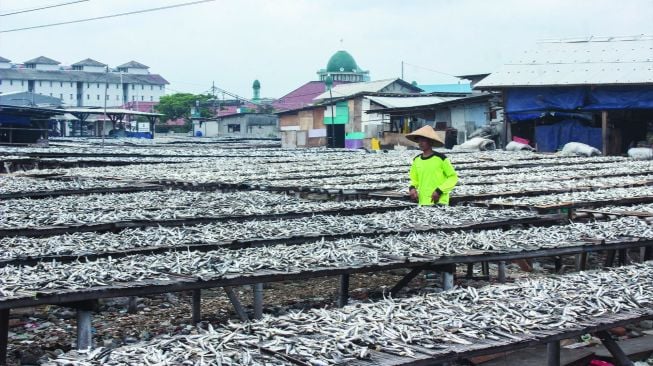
154,93,213,124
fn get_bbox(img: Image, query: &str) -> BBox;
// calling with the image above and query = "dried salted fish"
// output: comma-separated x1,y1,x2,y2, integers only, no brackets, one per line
0,190,408,229
490,186,653,207
2,216,649,296
0,205,538,260
43,263,653,366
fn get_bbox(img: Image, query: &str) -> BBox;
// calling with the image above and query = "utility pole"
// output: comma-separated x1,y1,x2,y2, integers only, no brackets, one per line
401,61,404,80
102,65,108,147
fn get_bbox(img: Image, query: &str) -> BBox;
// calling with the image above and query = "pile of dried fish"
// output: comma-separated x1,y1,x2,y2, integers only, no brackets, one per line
0,191,409,229
454,175,653,196
489,186,653,207
459,161,653,184
583,203,653,215
0,206,538,260
45,262,653,365
0,176,137,195
2,217,649,296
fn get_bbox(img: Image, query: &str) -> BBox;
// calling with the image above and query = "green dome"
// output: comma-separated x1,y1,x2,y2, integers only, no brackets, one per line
326,50,359,73
252,79,261,89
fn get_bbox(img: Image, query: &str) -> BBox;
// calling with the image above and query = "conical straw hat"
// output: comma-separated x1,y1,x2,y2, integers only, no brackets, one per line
406,125,445,145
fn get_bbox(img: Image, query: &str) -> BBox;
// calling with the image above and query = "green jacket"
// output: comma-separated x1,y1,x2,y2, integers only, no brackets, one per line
409,152,458,205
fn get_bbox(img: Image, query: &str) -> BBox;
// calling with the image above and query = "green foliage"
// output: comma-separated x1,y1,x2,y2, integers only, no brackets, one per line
155,93,213,123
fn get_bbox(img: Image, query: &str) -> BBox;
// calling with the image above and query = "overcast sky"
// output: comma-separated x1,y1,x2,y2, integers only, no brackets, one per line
1,0,652,99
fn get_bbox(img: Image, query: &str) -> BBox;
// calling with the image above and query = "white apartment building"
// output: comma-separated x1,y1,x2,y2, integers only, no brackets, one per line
0,56,168,108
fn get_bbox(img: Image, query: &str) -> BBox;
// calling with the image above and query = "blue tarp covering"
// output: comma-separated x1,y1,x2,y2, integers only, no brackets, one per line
534,119,602,152
508,111,593,122
506,87,586,113
0,114,31,126
125,131,153,139
585,87,653,110
507,86,653,117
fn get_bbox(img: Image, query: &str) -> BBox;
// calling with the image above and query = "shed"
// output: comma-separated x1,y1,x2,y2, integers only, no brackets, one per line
475,35,653,154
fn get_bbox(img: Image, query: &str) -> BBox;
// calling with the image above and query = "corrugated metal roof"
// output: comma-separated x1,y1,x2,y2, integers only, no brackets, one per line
0,68,168,85
476,35,653,88
313,78,419,100
0,56,10,63
367,95,461,108
24,56,60,65
117,61,149,69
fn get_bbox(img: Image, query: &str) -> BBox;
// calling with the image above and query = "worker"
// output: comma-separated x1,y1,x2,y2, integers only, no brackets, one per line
406,125,458,205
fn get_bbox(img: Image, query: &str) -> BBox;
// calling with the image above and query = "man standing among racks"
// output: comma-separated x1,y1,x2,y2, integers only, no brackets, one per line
406,125,458,205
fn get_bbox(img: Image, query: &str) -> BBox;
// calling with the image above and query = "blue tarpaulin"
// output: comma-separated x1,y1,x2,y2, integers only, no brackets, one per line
584,87,653,110
0,114,31,126
534,119,602,152
506,86,653,117
125,131,153,139
505,87,586,113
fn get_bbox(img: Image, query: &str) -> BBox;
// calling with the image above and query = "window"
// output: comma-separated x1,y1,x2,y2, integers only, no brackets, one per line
9,80,13,86
132,96,135,101
140,95,144,101
60,82,63,87
70,82,74,87
159,86,163,90
21,80,24,86
59,93,63,99
70,94,73,100
150,96,153,101
0,80,2,85
39,81,42,87
116,84,119,89
228,124,241,133
86,83,89,88
87,94,90,100
131,84,135,90
141,85,144,90
97,94,100,100
49,93,52,96
106,94,109,100
97,83,99,88
49,81,52,87
150,85,153,90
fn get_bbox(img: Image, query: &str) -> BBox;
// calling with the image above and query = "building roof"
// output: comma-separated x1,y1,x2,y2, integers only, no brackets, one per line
0,68,168,85
0,56,10,63
116,60,149,69
313,78,422,101
252,79,260,88
24,56,60,65
272,80,348,111
366,93,496,115
326,50,360,73
418,83,473,93
367,95,463,108
0,104,62,117
476,35,653,89
0,91,63,107
71,58,106,67
60,107,163,117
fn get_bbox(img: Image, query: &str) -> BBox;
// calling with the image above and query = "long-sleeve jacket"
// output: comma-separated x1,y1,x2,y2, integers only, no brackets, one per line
409,152,458,205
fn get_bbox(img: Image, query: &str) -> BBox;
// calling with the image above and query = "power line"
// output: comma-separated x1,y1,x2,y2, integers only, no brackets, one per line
0,0,215,33
0,0,89,16
402,61,457,78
